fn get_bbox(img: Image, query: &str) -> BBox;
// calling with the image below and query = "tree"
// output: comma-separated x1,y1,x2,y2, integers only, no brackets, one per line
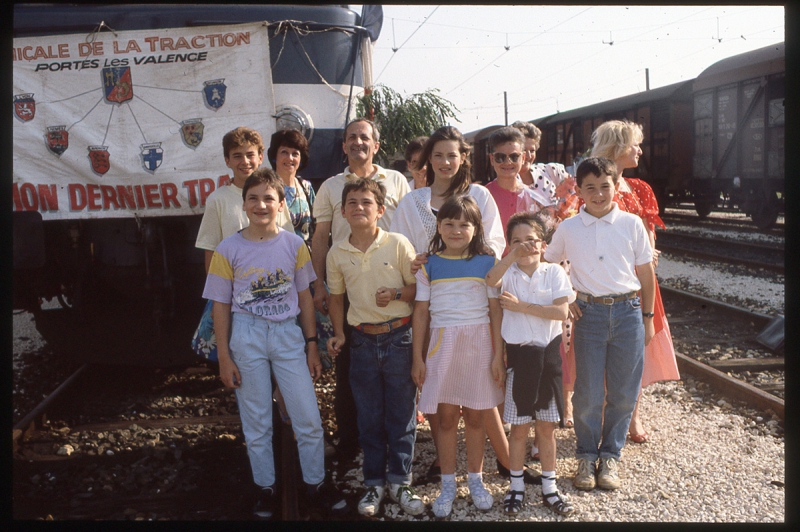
356,85,460,167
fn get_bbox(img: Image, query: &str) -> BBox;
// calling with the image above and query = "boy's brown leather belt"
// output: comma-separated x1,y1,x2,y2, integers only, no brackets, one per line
353,316,411,335
576,291,638,305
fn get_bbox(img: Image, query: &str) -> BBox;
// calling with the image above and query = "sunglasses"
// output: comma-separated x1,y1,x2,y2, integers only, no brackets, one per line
492,152,523,164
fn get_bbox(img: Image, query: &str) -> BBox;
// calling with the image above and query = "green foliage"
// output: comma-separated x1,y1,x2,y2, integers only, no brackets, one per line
356,85,460,167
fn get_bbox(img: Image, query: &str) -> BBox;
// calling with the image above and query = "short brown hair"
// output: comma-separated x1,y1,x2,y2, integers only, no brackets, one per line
223,127,265,159
505,211,544,243
511,121,541,150
341,177,386,209
267,129,310,171
242,168,285,202
575,157,618,187
488,126,525,153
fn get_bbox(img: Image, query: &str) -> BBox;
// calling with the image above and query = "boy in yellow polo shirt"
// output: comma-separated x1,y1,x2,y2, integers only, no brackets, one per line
326,178,423,518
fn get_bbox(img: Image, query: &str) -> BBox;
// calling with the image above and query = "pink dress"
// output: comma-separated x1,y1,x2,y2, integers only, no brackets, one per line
614,178,679,387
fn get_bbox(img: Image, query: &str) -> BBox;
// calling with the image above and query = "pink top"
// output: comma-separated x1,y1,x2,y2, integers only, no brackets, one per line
486,179,540,237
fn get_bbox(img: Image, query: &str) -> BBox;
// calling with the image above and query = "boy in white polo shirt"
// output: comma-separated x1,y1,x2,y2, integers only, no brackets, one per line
326,178,423,518
486,211,575,516
544,157,655,493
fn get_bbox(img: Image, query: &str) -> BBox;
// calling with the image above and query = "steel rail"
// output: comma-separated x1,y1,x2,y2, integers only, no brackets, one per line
659,285,775,326
658,244,784,274
13,363,89,453
661,286,783,419
675,352,784,420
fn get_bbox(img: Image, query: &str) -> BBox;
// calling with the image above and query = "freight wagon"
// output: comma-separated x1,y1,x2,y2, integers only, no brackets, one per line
468,42,784,229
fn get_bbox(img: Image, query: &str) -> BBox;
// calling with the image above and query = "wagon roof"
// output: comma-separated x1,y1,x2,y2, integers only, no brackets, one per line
534,80,693,125
464,125,505,144
693,42,784,92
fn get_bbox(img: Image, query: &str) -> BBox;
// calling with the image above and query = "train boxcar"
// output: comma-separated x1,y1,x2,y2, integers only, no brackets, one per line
13,4,381,365
534,80,694,212
468,43,784,228
468,80,694,212
691,42,784,228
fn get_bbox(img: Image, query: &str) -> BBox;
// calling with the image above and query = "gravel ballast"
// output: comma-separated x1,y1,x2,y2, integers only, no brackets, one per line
363,377,784,522
13,225,785,521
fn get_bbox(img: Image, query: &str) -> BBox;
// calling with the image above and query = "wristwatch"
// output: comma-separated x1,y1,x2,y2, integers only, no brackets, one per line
642,312,655,318
305,336,319,344
394,288,402,300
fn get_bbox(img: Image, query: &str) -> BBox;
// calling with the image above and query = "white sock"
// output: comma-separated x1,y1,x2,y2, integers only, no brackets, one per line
467,472,483,484
441,473,456,485
510,470,524,492
542,470,557,494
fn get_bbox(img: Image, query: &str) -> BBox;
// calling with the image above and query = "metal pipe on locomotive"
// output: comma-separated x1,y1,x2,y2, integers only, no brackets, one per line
12,4,383,364
467,43,784,230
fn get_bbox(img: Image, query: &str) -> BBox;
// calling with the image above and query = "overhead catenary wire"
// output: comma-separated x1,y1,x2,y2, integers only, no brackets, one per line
472,4,721,120
385,5,770,38
374,5,440,85
444,6,594,96
507,27,772,122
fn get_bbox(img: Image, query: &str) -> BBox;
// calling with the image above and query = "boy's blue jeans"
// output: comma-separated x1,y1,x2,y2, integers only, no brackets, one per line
572,296,644,462
230,313,325,488
349,323,417,486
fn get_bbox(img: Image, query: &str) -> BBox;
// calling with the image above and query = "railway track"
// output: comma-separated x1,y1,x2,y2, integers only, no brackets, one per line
12,363,307,520
660,210,785,235
656,231,784,274
660,285,784,419
13,281,784,519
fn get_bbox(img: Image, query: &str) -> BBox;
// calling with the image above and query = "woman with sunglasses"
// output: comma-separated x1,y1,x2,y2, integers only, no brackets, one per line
485,127,557,257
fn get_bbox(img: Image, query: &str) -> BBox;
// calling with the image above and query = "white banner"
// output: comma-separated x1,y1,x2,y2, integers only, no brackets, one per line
13,22,275,220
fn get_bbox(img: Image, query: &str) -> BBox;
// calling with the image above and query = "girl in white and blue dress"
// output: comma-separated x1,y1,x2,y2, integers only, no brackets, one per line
411,194,505,518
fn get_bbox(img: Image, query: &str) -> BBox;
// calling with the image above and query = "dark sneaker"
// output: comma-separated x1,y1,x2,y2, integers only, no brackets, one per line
307,481,349,516
253,486,277,519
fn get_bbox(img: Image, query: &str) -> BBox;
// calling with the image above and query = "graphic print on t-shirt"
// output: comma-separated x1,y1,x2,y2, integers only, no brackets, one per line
234,267,293,316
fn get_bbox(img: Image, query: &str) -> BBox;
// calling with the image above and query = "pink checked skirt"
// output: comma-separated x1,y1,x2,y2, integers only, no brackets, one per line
418,323,504,414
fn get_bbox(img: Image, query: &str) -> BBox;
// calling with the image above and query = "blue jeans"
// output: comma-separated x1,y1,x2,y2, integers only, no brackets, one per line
230,313,325,487
349,323,417,486
572,296,644,462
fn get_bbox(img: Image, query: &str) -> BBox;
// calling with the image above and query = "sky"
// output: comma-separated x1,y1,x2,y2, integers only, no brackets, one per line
352,4,785,136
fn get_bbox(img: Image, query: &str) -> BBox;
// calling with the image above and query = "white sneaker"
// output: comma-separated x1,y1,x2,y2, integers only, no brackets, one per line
432,481,456,518
357,485,385,516
467,477,494,511
389,483,425,516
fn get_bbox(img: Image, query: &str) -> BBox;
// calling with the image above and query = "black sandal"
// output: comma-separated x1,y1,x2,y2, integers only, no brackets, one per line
543,491,574,516
503,489,525,515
